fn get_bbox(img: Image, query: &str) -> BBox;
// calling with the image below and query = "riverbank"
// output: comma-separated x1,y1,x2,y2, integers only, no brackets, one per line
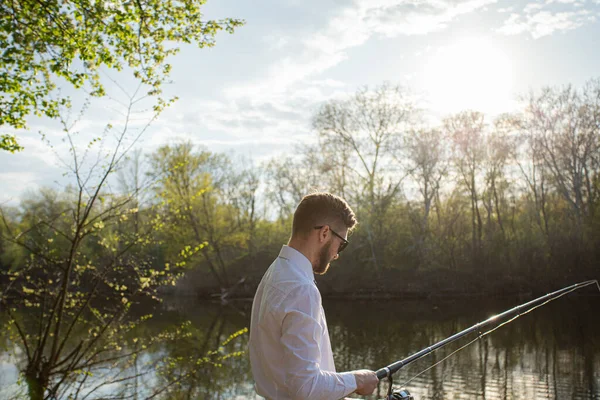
165,257,598,301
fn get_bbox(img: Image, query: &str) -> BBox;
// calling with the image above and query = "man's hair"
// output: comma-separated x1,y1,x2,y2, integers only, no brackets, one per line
291,192,357,238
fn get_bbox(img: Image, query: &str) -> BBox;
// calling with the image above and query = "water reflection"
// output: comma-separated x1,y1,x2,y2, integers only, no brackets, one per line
1,296,598,399
322,296,600,400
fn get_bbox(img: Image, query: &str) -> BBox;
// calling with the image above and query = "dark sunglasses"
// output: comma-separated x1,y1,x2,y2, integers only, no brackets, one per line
314,225,349,254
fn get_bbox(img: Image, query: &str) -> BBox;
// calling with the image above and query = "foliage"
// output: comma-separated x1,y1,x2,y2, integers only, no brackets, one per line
0,86,247,399
274,81,599,290
0,0,244,151
0,134,24,153
148,142,263,293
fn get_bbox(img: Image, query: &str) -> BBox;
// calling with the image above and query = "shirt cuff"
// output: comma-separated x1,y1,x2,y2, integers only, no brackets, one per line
339,371,358,397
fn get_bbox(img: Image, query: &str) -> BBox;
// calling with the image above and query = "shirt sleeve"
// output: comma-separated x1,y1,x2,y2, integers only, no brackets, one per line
280,284,357,400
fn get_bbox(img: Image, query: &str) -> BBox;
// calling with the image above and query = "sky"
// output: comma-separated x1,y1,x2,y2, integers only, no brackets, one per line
2,0,600,205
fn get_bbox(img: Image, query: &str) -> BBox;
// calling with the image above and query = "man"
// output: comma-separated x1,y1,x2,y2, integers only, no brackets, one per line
249,192,379,399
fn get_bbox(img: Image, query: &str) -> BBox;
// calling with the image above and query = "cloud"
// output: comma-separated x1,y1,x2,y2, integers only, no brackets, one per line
263,34,292,50
0,146,65,206
524,3,545,13
498,6,515,12
497,1,599,39
364,0,498,36
0,172,39,205
142,89,322,154
211,0,498,160
546,0,581,4
226,0,497,100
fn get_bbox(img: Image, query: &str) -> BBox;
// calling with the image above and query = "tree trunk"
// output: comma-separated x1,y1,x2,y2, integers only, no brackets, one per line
26,373,44,400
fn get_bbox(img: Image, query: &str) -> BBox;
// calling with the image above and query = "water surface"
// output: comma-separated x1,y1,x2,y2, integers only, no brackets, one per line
1,295,598,399
164,294,600,399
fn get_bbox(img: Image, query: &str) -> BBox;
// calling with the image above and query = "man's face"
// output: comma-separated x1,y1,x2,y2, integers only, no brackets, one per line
314,239,333,275
313,228,348,275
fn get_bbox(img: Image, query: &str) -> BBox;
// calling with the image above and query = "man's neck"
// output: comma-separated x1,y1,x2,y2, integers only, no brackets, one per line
287,239,316,271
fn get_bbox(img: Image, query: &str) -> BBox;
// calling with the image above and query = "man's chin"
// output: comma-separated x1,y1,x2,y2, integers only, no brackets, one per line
315,263,331,275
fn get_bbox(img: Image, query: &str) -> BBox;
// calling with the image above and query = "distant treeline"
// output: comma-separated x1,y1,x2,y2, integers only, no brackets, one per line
2,80,599,298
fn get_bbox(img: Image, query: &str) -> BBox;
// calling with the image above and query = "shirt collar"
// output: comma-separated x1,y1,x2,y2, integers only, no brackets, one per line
278,245,314,281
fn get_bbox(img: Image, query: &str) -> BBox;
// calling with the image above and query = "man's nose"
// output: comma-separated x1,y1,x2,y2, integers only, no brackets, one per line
333,253,339,260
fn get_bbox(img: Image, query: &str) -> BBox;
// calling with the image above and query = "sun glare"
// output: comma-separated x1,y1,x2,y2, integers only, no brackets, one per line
423,38,514,116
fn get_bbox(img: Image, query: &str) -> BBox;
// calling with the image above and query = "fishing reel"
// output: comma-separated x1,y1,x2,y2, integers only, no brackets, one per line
386,388,414,400
384,375,414,400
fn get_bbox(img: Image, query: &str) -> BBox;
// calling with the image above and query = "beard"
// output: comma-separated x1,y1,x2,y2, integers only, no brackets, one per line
313,240,333,275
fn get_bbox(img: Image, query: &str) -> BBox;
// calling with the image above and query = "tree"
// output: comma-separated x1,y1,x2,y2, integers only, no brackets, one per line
404,127,448,268
0,86,246,399
510,112,552,244
263,149,325,220
117,148,151,236
481,117,513,243
226,158,262,256
0,0,243,151
0,89,157,398
445,111,486,264
149,143,248,294
518,82,600,241
312,83,415,269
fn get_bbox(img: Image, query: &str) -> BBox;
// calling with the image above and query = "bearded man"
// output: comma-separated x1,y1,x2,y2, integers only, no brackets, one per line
249,192,378,399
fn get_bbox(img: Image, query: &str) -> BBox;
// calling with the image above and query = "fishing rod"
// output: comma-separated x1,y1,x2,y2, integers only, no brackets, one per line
375,279,599,400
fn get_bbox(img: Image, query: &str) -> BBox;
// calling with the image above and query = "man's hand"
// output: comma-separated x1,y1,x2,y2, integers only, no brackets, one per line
352,369,379,395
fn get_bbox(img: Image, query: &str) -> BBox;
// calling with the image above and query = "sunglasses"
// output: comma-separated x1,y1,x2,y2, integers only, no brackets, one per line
314,225,349,254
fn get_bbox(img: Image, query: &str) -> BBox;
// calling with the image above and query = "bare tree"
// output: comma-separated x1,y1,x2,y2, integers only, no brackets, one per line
229,160,262,256
404,127,448,268
510,112,552,242
520,82,600,240
263,146,325,220
445,111,486,263
117,148,151,236
312,83,415,269
482,116,513,242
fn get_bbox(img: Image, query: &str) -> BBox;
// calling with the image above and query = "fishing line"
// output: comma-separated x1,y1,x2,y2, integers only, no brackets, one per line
397,280,599,389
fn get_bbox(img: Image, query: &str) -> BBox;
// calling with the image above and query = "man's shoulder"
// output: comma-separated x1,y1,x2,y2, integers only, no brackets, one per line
258,259,319,306
263,257,313,286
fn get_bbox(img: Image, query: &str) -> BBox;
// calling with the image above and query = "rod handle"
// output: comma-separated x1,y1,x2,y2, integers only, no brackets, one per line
376,368,389,380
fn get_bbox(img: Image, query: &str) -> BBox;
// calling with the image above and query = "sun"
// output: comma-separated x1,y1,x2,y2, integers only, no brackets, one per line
422,37,515,116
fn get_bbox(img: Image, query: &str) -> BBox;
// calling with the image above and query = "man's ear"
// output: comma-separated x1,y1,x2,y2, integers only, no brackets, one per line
317,225,329,243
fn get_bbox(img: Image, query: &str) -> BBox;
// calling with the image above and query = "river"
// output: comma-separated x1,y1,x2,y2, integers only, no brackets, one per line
1,294,598,399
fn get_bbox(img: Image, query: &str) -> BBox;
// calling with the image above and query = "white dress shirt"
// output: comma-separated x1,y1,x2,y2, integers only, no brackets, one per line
249,245,357,400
